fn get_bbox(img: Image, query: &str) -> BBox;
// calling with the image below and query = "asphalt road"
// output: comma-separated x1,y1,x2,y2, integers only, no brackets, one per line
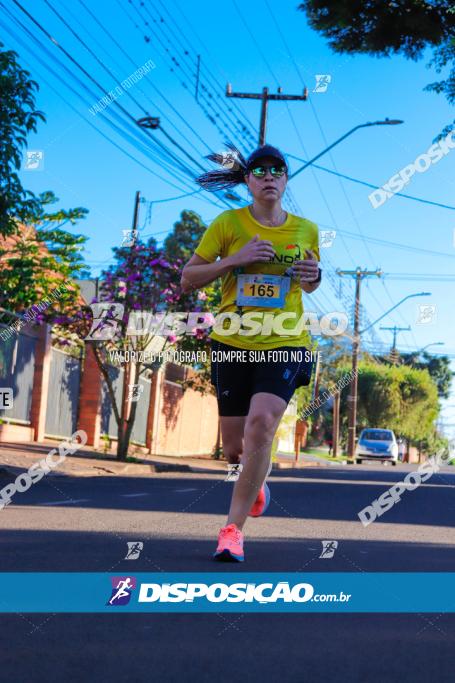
1,462,455,682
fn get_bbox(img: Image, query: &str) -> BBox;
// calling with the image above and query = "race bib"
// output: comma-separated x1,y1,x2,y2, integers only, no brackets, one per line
236,273,291,308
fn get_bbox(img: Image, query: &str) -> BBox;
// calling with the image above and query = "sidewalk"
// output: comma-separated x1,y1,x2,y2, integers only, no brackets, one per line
0,440,327,479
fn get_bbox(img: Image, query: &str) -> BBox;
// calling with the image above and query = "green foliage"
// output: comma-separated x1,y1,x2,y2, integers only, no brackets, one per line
164,210,207,263
0,192,88,315
33,191,89,276
298,1,455,136
0,43,45,235
164,209,221,393
337,361,440,445
401,351,453,399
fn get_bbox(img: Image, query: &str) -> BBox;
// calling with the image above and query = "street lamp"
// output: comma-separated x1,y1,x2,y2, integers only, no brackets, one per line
136,116,206,172
347,291,430,463
419,342,444,353
359,292,431,335
289,118,404,180
402,341,445,366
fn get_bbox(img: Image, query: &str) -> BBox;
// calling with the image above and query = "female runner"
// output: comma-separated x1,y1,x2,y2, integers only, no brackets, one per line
181,144,321,561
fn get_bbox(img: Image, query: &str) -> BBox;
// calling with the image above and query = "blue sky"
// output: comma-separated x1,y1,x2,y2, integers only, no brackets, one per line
2,0,455,438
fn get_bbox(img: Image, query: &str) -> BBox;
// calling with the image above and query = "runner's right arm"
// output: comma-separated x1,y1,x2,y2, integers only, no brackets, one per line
181,253,237,292
181,235,275,293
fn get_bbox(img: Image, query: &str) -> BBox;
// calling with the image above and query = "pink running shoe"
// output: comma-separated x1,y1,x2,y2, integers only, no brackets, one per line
248,482,271,517
213,523,244,562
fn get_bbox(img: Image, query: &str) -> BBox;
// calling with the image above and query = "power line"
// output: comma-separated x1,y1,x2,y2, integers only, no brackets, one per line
70,0,212,158
237,0,385,343
164,0,257,142
8,0,203,188
0,6,229,211
317,221,455,259
5,1,238,212
139,0,255,145
287,154,455,211
116,0,252,146
43,0,205,177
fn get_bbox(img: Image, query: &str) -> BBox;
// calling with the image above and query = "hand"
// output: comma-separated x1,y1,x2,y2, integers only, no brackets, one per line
230,234,275,267
291,250,319,285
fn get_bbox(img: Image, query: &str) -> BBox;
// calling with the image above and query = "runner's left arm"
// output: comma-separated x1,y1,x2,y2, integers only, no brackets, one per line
293,223,321,293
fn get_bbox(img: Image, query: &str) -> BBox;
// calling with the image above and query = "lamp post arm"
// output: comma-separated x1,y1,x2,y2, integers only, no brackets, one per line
289,123,371,180
360,294,419,335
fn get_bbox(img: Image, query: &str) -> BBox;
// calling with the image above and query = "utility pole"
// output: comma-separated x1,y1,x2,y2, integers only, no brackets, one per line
226,84,309,145
337,268,382,461
380,325,410,364
332,392,340,458
119,191,141,456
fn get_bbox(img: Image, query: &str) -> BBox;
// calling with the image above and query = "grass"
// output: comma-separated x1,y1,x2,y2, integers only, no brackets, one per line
301,448,349,463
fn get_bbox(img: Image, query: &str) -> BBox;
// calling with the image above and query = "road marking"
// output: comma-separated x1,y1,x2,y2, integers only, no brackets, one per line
121,493,149,498
39,499,90,506
174,488,199,493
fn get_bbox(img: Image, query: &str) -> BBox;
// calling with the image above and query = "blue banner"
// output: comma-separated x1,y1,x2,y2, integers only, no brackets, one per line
1,573,454,613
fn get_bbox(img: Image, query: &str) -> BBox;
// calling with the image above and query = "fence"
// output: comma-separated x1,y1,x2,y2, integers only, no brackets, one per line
0,325,37,424
100,366,124,439
100,369,152,446
45,347,82,439
0,319,219,456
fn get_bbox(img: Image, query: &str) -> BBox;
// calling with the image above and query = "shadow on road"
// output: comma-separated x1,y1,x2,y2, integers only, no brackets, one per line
2,467,454,529
1,528,455,573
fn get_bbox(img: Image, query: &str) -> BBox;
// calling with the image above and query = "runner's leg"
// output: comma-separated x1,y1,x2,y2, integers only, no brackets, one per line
226,392,287,530
220,416,245,464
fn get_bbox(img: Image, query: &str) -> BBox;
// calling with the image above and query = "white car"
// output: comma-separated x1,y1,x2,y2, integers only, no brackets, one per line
355,428,398,465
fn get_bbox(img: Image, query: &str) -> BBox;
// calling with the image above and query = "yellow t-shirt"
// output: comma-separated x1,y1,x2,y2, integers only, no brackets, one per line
195,206,320,350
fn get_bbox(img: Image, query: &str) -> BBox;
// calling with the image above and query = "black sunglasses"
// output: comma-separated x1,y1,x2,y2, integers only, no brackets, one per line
249,164,287,178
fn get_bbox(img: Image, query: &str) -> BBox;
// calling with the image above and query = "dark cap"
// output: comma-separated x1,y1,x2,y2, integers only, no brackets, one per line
245,144,287,171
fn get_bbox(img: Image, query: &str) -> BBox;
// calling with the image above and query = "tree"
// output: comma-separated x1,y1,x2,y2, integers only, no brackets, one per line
57,238,186,460
298,1,455,136
0,192,88,320
0,43,45,236
336,361,440,448
164,210,221,392
164,210,209,264
401,351,453,399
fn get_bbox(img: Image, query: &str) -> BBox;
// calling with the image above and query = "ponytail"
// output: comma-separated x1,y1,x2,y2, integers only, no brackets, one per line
196,142,248,192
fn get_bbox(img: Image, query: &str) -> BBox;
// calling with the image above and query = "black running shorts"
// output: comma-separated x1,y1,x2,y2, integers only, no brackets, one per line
210,339,315,417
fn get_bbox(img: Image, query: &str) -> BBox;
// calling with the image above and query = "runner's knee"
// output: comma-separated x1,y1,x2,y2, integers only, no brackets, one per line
245,412,278,442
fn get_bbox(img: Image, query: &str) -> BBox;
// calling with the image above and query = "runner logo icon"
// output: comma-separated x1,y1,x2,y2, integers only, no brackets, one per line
107,576,137,606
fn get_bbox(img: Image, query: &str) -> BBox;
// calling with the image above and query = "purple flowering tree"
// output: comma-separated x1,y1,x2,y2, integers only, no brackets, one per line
57,239,185,459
